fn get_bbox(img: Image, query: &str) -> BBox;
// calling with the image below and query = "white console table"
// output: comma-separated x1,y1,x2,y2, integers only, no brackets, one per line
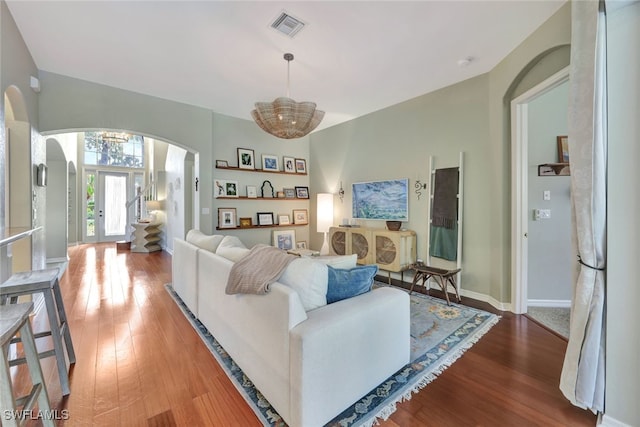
130,223,162,253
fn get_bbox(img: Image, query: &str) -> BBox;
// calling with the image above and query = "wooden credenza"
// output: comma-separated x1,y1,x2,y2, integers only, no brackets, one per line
328,226,416,273
130,222,162,253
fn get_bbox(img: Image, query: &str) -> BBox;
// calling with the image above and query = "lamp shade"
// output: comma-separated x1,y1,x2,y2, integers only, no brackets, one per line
145,200,162,211
317,193,334,233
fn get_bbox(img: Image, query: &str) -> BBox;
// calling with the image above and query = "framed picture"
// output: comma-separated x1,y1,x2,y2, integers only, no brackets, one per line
273,229,296,251
262,154,279,171
293,209,308,225
216,160,228,168
557,136,569,163
238,148,255,170
295,158,307,174
296,241,307,249
283,188,296,199
352,179,409,221
225,180,238,197
257,212,274,226
214,179,227,198
295,186,309,199
218,208,237,229
239,217,252,228
278,214,290,225
283,156,296,173
246,185,257,198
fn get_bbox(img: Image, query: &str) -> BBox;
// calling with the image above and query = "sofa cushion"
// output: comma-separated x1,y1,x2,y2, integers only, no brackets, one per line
216,235,250,262
313,254,358,269
326,265,378,304
279,258,328,311
186,229,224,252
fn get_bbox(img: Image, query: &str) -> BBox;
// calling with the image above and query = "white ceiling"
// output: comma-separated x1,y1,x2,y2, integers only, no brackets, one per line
6,0,565,132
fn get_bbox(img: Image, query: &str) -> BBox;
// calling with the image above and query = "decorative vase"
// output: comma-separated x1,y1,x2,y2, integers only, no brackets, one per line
386,221,402,231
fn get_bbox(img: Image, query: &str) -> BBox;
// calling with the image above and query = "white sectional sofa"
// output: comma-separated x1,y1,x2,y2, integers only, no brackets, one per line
172,231,410,427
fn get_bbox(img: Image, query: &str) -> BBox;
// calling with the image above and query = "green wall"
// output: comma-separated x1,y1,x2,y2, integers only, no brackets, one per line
309,3,572,305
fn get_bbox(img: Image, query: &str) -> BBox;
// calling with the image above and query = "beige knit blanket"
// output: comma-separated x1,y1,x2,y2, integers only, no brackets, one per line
225,244,297,295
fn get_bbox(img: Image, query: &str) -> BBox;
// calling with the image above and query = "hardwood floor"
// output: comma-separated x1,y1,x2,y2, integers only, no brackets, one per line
10,243,596,426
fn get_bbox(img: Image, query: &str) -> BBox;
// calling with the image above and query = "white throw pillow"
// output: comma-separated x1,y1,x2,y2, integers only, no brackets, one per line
215,235,250,262
314,254,358,269
185,229,224,253
279,258,328,311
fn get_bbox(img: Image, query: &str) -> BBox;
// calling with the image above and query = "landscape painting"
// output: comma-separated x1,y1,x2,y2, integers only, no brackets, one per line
352,178,409,221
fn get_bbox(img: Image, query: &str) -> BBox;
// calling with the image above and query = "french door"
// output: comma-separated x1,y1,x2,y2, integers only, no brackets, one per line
84,170,130,242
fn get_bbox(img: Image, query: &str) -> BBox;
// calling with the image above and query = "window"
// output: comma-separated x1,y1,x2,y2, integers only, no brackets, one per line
85,171,95,237
84,131,144,168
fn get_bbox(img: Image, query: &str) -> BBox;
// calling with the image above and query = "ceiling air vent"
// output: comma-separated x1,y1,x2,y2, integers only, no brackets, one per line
271,12,306,38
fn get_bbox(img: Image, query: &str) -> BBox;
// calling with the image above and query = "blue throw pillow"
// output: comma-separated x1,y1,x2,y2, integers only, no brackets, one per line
326,265,378,304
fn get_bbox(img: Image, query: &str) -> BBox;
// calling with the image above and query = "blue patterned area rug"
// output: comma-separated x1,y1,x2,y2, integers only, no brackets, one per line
165,283,499,426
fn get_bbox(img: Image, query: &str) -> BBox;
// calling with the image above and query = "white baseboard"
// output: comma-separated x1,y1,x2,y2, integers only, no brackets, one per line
599,413,633,427
528,299,571,308
460,288,512,312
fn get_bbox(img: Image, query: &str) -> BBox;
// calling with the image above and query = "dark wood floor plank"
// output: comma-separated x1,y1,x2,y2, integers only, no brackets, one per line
13,243,594,426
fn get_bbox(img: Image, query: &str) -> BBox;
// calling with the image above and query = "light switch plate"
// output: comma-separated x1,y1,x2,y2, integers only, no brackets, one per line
543,190,551,201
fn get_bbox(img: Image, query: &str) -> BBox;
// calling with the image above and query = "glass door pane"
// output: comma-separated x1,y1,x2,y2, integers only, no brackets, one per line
97,172,129,242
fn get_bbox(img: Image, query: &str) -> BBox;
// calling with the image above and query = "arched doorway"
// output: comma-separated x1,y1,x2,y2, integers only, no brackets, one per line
509,47,571,314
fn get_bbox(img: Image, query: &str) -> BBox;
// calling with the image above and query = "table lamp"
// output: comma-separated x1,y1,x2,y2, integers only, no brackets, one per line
145,200,163,222
317,193,334,255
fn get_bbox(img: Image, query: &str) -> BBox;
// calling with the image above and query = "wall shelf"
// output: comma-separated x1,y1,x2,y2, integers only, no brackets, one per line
216,165,307,176
215,196,306,201
538,163,570,176
216,223,308,231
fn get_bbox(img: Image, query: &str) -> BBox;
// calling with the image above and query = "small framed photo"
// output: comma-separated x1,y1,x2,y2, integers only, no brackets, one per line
296,241,307,249
295,158,307,174
293,209,308,225
218,208,237,229
246,185,258,198
295,186,309,199
214,179,227,198
238,148,255,170
283,188,296,199
557,136,569,163
225,180,238,197
278,214,290,225
216,160,228,168
257,212,274,226
262,154,279,171
239,217,253,228
283,156,296,173
273,229,296,250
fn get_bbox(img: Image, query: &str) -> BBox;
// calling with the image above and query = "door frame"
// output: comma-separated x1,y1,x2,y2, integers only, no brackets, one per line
510,66,570,314
82,167,140,243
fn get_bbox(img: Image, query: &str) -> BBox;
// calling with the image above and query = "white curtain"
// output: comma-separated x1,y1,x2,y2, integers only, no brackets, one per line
560,0,607,413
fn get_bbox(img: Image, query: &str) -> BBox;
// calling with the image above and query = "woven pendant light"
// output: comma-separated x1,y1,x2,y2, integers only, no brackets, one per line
251,53,324,139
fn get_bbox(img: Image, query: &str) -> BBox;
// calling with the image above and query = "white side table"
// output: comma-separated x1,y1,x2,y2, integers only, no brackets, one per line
130,222,162,253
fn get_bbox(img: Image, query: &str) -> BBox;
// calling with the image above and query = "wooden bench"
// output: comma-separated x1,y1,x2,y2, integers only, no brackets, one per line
409,263,461,306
